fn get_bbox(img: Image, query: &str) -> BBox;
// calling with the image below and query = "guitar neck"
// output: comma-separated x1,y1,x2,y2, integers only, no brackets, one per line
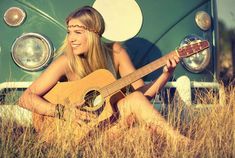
101,50,177,97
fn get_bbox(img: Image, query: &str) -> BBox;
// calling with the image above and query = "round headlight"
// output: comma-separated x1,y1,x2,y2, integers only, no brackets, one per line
195,11,211,31
180,35,211,73
4,7,26,27
11,33,54,71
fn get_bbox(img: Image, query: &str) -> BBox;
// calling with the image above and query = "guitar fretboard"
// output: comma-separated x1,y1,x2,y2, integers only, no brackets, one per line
100,50,177,97
99,40,209,97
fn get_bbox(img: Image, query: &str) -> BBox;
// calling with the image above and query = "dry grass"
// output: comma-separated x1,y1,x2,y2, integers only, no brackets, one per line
0,85,234,158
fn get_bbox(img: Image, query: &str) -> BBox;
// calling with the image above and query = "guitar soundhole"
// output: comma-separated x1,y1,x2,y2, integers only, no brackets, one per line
83,90,105,113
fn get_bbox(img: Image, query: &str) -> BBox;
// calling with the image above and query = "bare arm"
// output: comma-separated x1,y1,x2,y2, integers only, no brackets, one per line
138,56,180,98
18,55,68,117
113,42,145,89
113,42,179,98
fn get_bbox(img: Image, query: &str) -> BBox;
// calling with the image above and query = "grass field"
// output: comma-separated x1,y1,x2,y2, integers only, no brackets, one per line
0,84,234,158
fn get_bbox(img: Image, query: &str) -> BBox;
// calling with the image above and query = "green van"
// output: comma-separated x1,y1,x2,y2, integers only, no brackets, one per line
0,0,219,125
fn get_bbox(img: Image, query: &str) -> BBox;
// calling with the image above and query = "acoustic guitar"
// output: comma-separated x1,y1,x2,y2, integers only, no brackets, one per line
33,40,209,142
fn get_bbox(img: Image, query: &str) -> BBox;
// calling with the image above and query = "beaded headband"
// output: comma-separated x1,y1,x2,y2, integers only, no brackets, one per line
68,24,100,36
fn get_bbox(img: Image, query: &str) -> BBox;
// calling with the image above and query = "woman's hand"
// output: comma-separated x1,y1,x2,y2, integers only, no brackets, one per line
63,100,97,125
73,101,98,125
75,110,97,124
163,55,180,73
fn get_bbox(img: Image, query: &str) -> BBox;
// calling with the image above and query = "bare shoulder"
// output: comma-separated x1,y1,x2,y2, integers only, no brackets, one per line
48,54,69,71
112,42,126,54
111,42,130,70
35,55,68,81
112,42,130,61
52,54,68,65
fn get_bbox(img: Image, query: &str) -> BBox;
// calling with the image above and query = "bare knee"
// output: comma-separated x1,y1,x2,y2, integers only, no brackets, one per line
117,91,151,116
18,90,32,110
125,91,148,103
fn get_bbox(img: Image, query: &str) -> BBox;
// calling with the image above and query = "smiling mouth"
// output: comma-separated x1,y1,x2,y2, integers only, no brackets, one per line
71,44,80,48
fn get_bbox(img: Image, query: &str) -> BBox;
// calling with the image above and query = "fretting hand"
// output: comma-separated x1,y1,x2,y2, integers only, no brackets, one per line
163,55,180,73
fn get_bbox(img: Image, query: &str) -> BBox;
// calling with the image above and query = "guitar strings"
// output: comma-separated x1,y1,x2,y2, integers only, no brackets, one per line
80,40,206,109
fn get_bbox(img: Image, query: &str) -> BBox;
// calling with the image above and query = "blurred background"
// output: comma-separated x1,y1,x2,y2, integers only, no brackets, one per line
217,0,235,85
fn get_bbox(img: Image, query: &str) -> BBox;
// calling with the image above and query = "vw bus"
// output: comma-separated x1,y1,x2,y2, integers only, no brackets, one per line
0,0,219,125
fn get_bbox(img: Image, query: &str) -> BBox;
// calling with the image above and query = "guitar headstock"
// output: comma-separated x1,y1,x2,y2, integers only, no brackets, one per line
177,40,210,58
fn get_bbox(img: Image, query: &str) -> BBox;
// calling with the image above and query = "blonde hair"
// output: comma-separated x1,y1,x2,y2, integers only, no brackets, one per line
58,6,112,78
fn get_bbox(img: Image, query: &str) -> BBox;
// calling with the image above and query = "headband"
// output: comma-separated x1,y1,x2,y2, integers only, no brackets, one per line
68,24,100,36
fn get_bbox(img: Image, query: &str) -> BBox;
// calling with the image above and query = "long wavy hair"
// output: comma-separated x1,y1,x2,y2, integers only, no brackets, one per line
58,6,112,79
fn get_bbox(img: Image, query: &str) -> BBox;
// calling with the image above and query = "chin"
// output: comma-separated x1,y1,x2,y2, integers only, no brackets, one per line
73,51,85,56
73,49,82,55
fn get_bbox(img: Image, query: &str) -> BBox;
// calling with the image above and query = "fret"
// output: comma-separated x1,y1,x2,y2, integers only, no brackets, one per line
177,40,209,58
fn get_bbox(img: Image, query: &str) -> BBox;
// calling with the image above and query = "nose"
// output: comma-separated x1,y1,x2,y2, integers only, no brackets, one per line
68,33,76,43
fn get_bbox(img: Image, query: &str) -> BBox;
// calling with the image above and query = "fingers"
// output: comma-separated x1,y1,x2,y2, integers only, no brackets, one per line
163,65,168,73
164,55,180,73
172,55,180,67
169,56,180,67
74,100,85,108
170,58,177,68
174,55,180,63
75,110,97,123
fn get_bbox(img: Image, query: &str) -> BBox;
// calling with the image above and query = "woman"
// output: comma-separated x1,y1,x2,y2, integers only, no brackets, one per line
19,6,188,143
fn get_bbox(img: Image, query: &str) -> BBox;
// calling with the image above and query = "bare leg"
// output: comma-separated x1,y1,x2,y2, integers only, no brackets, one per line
116,91,190,144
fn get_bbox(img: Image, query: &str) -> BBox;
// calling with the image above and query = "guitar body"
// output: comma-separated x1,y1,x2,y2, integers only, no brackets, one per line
33,69,124,142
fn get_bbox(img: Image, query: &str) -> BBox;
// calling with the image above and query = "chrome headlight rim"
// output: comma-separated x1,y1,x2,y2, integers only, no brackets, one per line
195,11,212,31
11,32,54,71
180,35,211,73
3,6,27,27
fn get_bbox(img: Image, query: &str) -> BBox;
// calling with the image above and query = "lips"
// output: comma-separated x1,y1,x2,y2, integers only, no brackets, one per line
71,44,80,48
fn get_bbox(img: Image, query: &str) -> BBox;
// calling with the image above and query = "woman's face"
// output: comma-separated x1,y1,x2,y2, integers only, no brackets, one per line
67,19,89,56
